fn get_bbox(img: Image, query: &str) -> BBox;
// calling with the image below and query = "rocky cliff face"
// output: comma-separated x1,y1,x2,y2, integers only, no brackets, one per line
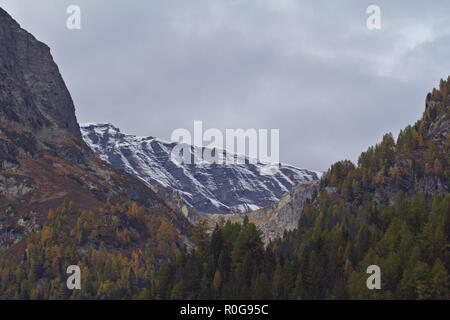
81,123,322,214
0,7,90,170
0,8,81,143
0,8,191,251
192,181,319,244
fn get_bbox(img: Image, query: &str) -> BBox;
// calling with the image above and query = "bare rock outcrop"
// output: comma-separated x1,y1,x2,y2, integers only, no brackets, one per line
192,181,319,245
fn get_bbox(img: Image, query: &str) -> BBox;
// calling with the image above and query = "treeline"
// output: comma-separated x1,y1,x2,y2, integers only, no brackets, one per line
0,200,183,299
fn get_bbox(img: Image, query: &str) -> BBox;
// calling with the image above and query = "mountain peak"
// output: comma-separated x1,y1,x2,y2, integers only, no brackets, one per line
81,123,322,214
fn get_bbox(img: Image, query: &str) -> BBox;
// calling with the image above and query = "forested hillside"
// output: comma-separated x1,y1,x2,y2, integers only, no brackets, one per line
155,79,449,300
0,200,183,299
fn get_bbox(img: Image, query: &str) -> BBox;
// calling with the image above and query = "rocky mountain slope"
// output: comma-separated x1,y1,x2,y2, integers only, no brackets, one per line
192,180,320,244
0,11,81,143
321,89,449,210
0,7,191,253
81,123,322,214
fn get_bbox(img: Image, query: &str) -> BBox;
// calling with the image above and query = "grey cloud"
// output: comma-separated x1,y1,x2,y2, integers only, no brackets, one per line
0,0,449,171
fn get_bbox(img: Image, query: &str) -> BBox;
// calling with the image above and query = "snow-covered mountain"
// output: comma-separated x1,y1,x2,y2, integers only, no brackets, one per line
81,123,322,214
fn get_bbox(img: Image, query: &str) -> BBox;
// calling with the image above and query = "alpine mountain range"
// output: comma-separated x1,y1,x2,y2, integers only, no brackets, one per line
81,123,322,214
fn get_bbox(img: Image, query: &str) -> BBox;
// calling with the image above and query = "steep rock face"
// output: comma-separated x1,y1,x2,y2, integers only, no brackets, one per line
0,8,191,251
0,8,81,143
81,123,322,214
193,181,320,244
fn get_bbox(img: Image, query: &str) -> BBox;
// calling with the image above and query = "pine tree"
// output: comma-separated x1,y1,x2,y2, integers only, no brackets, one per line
430,259,448,299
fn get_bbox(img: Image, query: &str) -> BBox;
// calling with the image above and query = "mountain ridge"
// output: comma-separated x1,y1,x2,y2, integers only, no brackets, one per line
0,7,191,254
81,122,322,214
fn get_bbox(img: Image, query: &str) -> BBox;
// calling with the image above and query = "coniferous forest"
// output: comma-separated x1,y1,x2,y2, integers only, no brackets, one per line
0,79,448,300
0,200,183,299
154,79,450,300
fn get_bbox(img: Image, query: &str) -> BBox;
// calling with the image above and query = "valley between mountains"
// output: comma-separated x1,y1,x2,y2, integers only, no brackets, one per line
0,6,448,300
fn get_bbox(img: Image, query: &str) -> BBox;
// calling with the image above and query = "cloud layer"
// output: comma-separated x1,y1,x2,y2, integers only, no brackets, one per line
1,0,449,170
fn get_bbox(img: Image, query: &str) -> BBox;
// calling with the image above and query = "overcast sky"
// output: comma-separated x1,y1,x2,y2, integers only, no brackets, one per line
1,0,449,171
